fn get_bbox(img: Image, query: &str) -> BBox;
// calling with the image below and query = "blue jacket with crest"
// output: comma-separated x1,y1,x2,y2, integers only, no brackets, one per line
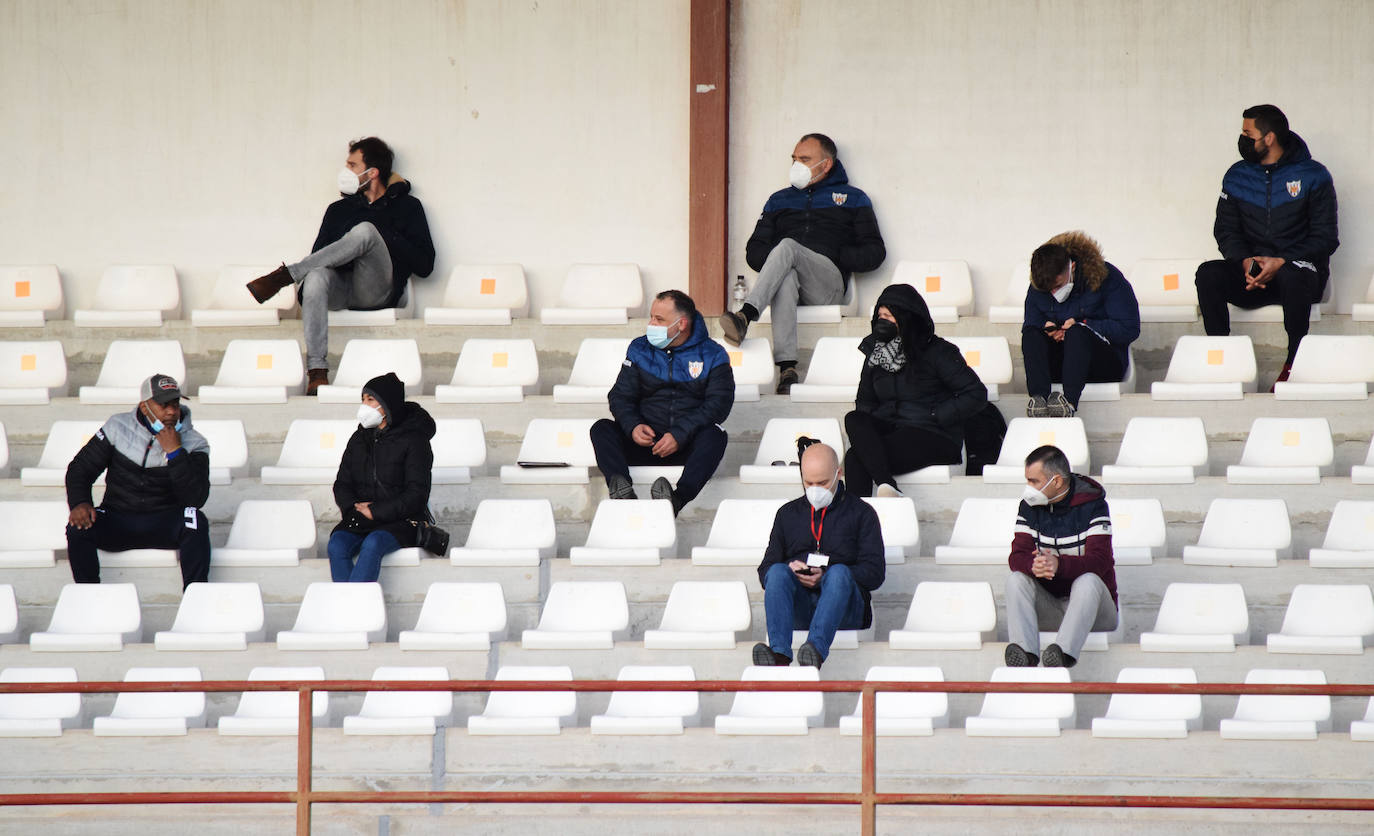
608,312,734,445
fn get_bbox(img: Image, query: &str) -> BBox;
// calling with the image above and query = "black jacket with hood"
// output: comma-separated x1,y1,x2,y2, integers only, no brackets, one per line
312,173,436,309
854,283,988,448
331,373,436,545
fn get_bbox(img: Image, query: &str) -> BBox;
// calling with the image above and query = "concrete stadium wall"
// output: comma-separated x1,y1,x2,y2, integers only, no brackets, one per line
2,0,1370,314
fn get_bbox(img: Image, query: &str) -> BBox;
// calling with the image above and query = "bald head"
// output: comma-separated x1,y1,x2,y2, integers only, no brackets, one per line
800,443,840,488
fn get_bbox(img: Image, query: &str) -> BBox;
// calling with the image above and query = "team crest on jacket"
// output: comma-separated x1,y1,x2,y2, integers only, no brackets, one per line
1287,180,1302,197
831,192,847,206
687,360,704,379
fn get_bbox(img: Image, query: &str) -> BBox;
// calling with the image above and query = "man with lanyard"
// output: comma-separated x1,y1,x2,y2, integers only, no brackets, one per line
754,440,886,669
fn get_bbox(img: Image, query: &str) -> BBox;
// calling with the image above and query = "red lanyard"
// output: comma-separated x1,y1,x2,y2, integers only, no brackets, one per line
810,506,827,550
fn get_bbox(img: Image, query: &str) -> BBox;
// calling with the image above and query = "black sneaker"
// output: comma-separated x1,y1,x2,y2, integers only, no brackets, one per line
776,367,799,395
752,642,790,666
607,474,637,500
650,476,685,516
796,641,823,669
1041,643,1076,668
1026,395,1050,418
719,310,748,346
1046,392,1076,418
1003,643,1037,667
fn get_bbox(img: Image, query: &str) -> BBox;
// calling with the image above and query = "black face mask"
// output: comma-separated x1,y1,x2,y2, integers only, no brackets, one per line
871,318,898,341
1238,134,1266,164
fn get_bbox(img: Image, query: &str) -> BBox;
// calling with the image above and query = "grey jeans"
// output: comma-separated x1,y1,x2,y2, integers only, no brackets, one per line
748,238,843,364
287,221,393,369
1005,571,1118,659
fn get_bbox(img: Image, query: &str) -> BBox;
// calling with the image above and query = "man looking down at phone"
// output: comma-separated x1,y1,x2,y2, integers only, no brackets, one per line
1004,445,1118,669
753,441,885,670
1021,231,1139,418
65,374,212,589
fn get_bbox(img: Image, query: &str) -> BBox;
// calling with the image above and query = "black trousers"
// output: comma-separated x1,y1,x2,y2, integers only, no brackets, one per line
843,411,963,496
1195,258,1321,364
66,507,211,590
1021,325,1124,407
589,418,727,504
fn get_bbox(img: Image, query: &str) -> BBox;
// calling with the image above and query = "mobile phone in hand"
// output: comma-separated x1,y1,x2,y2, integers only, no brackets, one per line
1248,260,1263,278
1043,323,1061,333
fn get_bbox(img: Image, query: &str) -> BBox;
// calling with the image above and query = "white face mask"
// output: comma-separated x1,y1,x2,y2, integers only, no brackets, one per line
789,160,820,190
337,167,371,195
1021,475,1060,507
1051,281,1074,304
357,403,384,429
805,472,839,510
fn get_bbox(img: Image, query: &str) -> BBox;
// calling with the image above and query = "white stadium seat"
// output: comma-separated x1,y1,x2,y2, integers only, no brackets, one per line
153,582,266,651
1351,269,1374,322
1100,417,1208,484
276,582,387,650
987,263,1030,323
217,667,328,737
933,498,1019,565
343,666,453,736
1150,336,1258,400
945,336,1013,402
212,499,317,567
863,497,919,563
434,338,539,403
1127,259,1202,322
431,418,487,484
757,278,860,324
1182,498,1290,568
315,339,423,402
468,666,576,736
196,418,249,485
0,501,69,568
690,498,788,566
980,418,1089,483
714,337,774,402
197,339,305,403
499,418,598,484
521,581,629,650
551,338,631,403
449,498,556,567
787,336,863,402
20,420,104,487
190,265,295,327
1219,669,1331,740
714,666,823,736
643,581,751,650
0,585,15,645
0,667,81,737
1230,298,1320,323
1352,699,1374,742
259,419,357,485
965,667,1076,737
1309,500,1374,567
423,263,528,325
30,583,141,651
0,340,67,403
888,582,996,650
73,265,179,327
93,667,205,736
0,422,7,478
77,340,186,404
1266,584,1374,655
590,665,700,735
1351,441,1374,486
1273,335,1374,400
0,265,63,327
839,666,949,737
738,418,844,484
539,263,642,324
398,582,508,651
1225,417,1332,484
1090,667,1202,739
1107,498,1167,566
890,260,973,323
1140,583,1249,652
569,499,676,567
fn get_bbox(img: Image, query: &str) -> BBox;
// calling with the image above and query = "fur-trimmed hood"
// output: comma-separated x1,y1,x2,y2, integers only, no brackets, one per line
1044,230,1108,292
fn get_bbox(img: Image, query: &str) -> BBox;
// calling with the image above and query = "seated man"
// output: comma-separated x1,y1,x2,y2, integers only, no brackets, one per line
720,133,886,394
754,441,885,669
1004,445,1118,668
589,290,733,515
246,136,435,394
1021,231,1139,418
65,374,212,590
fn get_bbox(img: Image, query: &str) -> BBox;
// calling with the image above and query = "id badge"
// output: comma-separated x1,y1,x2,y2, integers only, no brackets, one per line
806,552,829,568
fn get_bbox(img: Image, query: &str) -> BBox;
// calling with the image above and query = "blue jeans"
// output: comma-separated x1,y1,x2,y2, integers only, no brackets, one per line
764,562,866,661
328,529,400,583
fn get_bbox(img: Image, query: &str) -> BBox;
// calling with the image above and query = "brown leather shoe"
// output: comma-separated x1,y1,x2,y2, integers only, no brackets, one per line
246,263,293,304
306,368,329,396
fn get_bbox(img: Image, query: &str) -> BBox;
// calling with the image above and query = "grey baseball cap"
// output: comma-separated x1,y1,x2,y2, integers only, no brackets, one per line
139,373,183,405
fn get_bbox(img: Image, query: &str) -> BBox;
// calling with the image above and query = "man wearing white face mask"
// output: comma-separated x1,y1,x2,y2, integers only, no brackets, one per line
721,133,886,394
1004,445,1118,668
754,441,885,669
590,290,733,516
246,137,435,395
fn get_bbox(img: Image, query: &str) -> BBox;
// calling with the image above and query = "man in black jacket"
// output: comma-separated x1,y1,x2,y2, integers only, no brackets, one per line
1195,104,1338,384
754,442,885,669
720,133,886,394
65,374,212,589
246,137,436,394
590,290,734,516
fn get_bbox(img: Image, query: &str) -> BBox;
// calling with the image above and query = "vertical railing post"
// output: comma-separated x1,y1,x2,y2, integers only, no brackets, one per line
297,686,313,835
861,684,877,836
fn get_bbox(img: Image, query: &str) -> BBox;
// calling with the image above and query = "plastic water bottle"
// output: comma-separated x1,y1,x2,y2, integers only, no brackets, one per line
732,275,747,312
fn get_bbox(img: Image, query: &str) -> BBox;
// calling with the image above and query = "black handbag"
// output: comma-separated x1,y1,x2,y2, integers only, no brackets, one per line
410,518,450,556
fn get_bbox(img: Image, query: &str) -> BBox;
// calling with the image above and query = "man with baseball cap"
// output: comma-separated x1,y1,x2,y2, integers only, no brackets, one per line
65,373,213,589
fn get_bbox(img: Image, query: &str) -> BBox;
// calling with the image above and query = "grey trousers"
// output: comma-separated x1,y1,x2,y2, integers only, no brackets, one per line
748,238,843,364
288,221,393,369
1005,571,1118,659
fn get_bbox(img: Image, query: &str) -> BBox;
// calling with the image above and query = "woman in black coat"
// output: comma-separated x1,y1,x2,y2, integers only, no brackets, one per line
328,371,436,582
844,283,988,496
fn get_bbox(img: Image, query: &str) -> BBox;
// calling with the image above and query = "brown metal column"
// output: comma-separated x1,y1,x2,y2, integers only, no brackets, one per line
688,0,730,314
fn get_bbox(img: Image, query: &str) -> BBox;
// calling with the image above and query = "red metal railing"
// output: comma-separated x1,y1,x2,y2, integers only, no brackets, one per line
3,677,1374,835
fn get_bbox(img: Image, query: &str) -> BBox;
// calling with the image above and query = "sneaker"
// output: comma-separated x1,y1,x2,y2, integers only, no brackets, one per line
650,476,685,516
607,474,637,500
1045,392,1076,418
1026,395,1050,418
776,367,799,395
875,482,904,499
1041,643,1076,668
719,310,749,346
1270,362,1294,393
1003,643,1037,667
796,641,824,670
306,367,329,397
752,642,790,666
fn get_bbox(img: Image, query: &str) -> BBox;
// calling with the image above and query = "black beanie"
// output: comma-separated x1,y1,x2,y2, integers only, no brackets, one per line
362,372,405,423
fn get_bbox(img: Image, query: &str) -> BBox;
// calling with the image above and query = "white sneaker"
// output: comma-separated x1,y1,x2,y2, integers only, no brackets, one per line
875,483,904,498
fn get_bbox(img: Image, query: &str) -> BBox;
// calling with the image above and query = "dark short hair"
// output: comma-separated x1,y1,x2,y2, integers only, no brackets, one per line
654,289,696,322
348,136,394,183
799,133,837,159
1029,243,1072,292
1025,445,1071,480
1242,104,1290,146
